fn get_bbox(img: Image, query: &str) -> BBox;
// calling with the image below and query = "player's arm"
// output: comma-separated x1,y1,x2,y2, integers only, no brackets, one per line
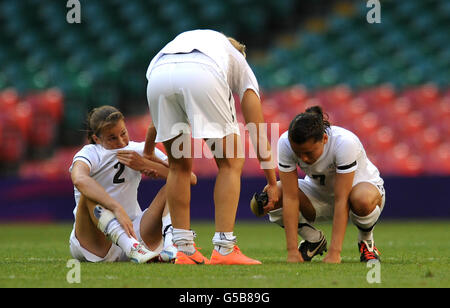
70,160,136,239
324,171,355,264
143,121,168,167
279,169,304,263
117,150,197,185
241,89,278,206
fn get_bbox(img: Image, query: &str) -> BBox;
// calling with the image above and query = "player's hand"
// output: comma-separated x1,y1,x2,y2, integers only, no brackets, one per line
141,168,159,178
287,249,304,263
144,151,169,168
263,183,279,212
117,150,147,171
322,250,341,264
113,206,137,240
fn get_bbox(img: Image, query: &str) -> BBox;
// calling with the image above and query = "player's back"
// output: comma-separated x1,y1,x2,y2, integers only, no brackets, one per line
278,126,383,197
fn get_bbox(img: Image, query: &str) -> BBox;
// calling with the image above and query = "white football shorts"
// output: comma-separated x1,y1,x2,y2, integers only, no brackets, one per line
268,179,386,225
147,59,240,143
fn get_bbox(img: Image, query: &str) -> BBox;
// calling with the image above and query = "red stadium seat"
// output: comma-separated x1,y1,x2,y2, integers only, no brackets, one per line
41,88,64,121
353,111,380,137
0,88,19,114
0,115,26,163
413,127,441,153
346,98,369,120
284,85,309,110
373,84,397,106
369,126,395,151
261,98,280,124
426,143,450,175
387,143,424,176
13,102,32,139
437,97,450,118
402,84,440,109
29,114,55,147
397,111,425,136
392,97,412,118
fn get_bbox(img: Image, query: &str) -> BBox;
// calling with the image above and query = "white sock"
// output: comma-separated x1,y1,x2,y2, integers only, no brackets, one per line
161,213,173,249
298,223,322,243
212,232,236,256
105,218,140,255
162,213,171,228
163,225,174,249
358,231,374,242
93,205,140,254
350,206,381,242
117,232,140,255
172,228,196,255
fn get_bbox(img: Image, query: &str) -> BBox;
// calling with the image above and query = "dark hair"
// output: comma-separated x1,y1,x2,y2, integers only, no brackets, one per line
86,105,124,144
288,106,331,145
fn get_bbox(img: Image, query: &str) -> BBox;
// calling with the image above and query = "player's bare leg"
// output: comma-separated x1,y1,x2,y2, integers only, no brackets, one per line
75,194,112,258
163,133,192,230
211,134,244,233
140,185,177,262
163,134,209,264
208,134,261,264
139,185,166,251
349,182,383,261
75,195,158,263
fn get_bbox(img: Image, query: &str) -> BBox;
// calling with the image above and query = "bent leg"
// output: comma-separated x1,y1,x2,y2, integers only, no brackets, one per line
74,194,112,258
139,185,166,251
266,181,323,243
349,182,383,241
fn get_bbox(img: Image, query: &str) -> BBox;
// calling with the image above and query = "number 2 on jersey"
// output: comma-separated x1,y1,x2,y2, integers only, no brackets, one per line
113,162,125,184
312,174,326,185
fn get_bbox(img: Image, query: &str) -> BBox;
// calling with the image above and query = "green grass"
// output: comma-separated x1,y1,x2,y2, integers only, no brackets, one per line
0,220,449,288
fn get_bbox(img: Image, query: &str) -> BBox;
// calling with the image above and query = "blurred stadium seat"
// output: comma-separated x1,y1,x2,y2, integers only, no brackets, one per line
0,0,448,178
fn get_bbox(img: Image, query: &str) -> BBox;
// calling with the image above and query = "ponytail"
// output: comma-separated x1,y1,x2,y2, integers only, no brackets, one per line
288,105,331,145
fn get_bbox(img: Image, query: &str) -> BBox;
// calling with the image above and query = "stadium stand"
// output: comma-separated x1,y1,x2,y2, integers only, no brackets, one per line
0,0,448,178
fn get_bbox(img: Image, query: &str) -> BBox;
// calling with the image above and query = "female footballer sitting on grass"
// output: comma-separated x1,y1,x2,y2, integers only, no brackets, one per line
251,106,385,264
69,105,196,263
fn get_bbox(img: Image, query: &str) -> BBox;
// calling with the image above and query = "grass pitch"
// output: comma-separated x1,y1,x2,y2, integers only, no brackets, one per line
0,220,448,288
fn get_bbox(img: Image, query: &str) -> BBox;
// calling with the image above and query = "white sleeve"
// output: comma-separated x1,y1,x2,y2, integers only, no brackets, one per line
129,142,167,161
228,46,260,101
132,142,146,156
335,137,359,174
277,134,297,173
69,145,99,174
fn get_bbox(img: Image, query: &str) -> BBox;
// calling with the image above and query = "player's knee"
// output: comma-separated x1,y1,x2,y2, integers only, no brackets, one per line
169,158,192,173
350,193,376,217
217,157,244,172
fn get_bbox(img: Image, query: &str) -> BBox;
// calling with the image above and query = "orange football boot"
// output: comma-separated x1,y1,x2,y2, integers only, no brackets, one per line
174,248,210,265
210,246,262,265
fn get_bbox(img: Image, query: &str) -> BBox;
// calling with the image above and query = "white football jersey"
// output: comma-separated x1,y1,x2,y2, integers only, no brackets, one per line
69,141,167,221
277,126,383,199
146,29,260,101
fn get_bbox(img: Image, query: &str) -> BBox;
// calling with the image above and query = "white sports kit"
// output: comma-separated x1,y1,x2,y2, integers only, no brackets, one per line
68,141,167,262
146,29,260,142
270,126,385,224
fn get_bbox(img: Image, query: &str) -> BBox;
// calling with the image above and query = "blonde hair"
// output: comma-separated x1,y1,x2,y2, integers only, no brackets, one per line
228,37,246,58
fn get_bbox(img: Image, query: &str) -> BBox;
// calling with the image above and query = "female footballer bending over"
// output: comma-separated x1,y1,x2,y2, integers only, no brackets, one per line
69,105,196,263
252,106,385,263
